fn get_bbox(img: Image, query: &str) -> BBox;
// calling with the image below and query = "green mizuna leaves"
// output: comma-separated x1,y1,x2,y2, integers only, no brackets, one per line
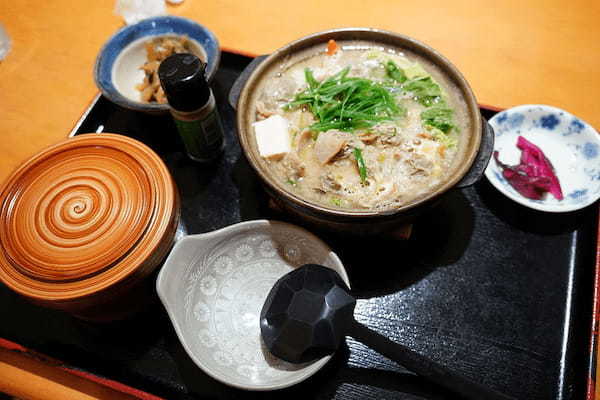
403,76,444,107
285,67,403,133
385,60,407,83
421,106,455,134
385,60,456,135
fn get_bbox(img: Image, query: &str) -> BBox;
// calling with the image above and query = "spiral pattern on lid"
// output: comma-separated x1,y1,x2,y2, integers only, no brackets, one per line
0,134,178,300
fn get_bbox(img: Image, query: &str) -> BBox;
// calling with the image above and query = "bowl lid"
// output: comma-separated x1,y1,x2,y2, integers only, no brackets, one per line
0,134,178,300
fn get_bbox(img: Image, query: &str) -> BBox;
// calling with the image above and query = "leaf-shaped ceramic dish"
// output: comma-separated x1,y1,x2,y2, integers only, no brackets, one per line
156,220,349,390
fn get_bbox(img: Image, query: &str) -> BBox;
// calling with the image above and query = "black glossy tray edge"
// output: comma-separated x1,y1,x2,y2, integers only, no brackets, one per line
585,224,600,400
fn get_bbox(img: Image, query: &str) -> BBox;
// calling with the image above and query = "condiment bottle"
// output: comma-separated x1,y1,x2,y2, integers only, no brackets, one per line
158,53,225,162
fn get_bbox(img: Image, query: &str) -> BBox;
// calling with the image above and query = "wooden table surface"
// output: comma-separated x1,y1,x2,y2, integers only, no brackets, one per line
0,0,599,398
1,0,600,184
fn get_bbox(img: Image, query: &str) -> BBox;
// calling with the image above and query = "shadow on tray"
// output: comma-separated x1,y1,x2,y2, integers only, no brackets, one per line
307,189,477,300
475,178,597,235
166,329,453,400
231,163,479,300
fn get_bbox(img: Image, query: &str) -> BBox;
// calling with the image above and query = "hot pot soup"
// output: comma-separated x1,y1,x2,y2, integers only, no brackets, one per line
252,42,471,211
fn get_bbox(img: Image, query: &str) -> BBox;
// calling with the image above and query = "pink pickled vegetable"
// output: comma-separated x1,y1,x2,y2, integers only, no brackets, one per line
494,136,563,201
516,136,563,200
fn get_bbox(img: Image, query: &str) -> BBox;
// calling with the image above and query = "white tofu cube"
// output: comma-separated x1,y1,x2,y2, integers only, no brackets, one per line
253,115,291,159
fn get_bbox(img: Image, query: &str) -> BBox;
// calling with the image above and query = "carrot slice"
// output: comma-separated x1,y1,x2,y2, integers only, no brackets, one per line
438,145,446,158
327,39,339,56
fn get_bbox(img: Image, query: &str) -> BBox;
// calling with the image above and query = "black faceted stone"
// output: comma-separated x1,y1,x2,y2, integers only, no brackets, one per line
260,264,356,363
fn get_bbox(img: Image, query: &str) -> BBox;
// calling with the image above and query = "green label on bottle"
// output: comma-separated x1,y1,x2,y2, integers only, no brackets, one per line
174,108,224,162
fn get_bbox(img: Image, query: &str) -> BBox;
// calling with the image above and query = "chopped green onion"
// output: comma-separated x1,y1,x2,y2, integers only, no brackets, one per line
330,197,343,207
286,179,297,186
285,67,403,132
353,148,368,184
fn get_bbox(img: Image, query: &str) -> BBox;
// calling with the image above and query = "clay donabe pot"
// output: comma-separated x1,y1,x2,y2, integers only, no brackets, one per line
0,134,179,321
231,28,494,234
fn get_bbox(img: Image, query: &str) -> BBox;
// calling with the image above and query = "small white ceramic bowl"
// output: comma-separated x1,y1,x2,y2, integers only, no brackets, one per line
156,220,349,391
94,16,220,114
484,104,600,212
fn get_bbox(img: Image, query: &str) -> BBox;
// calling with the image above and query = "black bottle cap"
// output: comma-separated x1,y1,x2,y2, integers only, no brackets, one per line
158,53,210,112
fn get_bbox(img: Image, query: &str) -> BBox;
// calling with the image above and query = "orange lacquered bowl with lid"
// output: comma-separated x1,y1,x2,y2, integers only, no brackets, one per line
0,134,180,321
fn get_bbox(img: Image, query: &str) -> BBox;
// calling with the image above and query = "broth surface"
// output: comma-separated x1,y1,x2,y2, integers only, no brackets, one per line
254,46,471,210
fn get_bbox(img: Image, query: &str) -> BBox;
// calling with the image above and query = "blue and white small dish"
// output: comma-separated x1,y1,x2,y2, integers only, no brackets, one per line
484,104,600,212
94,16,220,114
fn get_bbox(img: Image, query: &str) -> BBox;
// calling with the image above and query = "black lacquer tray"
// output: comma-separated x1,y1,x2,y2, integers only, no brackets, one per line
0,52,597,400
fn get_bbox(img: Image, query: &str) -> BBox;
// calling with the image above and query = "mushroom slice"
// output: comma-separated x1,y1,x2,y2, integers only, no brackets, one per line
282,152,306,181
314,130,347,165
320,173,342,192
359,132,378,144
294,129,313,153
406,155,433,176
376,182,397,201
379,133,403,147
256,100,277,119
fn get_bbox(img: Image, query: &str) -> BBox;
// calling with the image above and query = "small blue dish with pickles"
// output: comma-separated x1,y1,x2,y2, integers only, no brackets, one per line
94,16,220,114
485,104,600,212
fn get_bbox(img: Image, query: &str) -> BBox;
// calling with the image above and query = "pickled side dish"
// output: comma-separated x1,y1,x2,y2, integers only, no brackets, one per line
136,35,193,103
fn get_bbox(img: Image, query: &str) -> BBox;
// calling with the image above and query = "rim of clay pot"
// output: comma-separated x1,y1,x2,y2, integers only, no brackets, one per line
237,27,482,219
0,134,179,301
